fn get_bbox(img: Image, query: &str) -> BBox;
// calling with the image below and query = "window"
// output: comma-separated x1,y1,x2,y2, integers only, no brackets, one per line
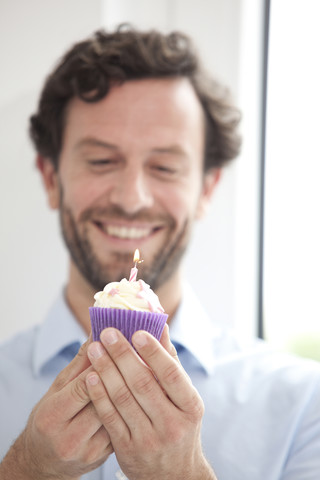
263,0,320,360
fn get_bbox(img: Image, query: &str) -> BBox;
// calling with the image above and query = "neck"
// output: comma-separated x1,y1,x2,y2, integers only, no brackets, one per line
65,262,96,335
154,270,183,324
65,261,184,334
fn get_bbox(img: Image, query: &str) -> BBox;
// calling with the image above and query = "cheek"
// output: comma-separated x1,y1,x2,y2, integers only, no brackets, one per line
60,174,107,217
156,183,200,226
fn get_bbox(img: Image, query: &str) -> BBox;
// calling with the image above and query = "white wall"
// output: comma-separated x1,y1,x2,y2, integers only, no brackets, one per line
0,0,263,341
0,0,103,340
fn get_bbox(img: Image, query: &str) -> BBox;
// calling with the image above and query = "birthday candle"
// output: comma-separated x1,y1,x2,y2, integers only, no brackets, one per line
129,249,140,282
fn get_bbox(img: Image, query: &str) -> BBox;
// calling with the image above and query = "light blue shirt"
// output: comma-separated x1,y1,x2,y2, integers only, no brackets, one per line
1,285,320,479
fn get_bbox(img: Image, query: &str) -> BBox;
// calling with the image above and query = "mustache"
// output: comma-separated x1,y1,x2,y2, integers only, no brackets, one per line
58,184,175,226
79,204,174,225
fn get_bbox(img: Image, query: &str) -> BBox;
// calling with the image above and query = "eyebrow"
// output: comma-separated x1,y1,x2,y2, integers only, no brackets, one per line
151,145,187,156
74,137,187,157
74,137,119,151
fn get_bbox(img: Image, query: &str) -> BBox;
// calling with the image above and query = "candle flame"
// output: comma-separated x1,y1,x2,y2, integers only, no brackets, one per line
133,249,140,264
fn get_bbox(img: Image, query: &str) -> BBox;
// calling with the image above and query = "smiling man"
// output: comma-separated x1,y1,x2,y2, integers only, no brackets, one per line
1,26,320,480
46,77,217,330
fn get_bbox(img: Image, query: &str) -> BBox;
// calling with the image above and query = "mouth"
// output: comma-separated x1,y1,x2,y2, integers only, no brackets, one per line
94,222,162,241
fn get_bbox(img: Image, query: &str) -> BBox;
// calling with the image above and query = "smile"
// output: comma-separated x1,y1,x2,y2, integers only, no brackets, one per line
96,222,159,240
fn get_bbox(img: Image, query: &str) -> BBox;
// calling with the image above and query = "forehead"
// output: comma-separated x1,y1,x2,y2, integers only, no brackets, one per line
63,77,205,147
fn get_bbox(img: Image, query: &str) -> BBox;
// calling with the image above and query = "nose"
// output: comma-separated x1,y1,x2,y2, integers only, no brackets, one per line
109,166,154,214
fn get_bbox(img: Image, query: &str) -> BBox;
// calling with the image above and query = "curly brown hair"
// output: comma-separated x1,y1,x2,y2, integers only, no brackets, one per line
29,24,241,171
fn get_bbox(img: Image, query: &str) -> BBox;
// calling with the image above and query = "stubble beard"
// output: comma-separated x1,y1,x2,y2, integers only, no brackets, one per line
59,194,192,293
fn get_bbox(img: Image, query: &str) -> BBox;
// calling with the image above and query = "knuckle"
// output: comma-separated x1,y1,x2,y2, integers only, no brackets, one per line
163,363,182,386
101,408,119,427
71,378,89,403
111,342,131,362
145,343,161,363
53,372,68,392
113,384,133,408
186,391,205,420
77,340,89,358
132,372,155,396
169,343,178,357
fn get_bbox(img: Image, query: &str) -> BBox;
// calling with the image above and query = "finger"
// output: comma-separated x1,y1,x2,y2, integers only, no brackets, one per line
48,333,93,394
87,340,150,431
86,370,131,443
49,365,94,423
98,329,171,421
68,400,108,443
159,324,180,364
85,425,114,462
66,423,113,469
57,405,113,465
132,331,200,414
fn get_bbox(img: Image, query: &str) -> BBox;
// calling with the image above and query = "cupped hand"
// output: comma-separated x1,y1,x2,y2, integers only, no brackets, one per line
86,325,216,480
0,336,113,480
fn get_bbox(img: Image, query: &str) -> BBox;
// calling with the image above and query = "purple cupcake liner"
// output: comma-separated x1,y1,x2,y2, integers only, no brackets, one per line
89,307,168,344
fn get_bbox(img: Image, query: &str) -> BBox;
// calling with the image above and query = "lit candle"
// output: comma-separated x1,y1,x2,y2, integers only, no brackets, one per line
129,249,141,282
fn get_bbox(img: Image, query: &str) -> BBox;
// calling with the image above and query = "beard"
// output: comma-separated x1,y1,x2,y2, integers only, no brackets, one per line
59,190,192,293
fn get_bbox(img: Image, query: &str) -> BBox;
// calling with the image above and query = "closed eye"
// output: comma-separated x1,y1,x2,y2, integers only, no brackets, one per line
149,163,182,180
88,159,115,165
87,158,120,173
153,165,176,173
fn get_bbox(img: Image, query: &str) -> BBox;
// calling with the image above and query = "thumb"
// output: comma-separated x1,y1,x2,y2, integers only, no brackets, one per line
48,333,93,394
159,324,180,364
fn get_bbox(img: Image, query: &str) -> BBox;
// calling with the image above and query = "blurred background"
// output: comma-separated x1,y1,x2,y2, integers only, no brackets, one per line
0,0,319,361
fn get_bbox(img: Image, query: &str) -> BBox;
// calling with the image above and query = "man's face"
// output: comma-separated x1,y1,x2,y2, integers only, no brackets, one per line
45,78,217,291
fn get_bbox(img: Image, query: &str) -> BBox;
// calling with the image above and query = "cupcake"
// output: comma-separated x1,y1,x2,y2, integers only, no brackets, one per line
89,277,168,345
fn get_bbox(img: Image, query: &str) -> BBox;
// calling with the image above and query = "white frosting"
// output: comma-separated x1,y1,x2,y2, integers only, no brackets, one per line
93,278,165,313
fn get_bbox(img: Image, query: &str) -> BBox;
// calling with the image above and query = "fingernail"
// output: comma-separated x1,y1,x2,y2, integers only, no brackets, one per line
87,373,99,386
88,342,105,359
101,328,119,345
133,331,147,348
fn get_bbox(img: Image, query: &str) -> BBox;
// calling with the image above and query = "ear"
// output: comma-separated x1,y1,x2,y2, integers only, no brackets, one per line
195,168,222,219
36,155,60,209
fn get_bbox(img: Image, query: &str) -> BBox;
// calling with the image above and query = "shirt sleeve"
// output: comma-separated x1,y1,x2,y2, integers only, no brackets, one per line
282,376,320,480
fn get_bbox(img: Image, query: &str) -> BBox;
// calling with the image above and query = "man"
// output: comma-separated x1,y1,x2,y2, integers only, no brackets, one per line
1,25,320,480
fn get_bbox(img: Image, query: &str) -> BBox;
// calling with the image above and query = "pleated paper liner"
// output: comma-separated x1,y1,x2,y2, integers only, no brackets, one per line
89,307,168,344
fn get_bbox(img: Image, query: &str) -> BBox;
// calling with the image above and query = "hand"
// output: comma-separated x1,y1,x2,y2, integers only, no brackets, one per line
0,336,113,480
86,325,217,480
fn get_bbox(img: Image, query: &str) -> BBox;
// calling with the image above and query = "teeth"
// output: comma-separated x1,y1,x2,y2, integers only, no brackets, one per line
105,225,152,239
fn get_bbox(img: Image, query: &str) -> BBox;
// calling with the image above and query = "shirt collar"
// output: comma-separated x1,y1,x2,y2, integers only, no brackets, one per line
32,291,87,376
169,283,221,375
